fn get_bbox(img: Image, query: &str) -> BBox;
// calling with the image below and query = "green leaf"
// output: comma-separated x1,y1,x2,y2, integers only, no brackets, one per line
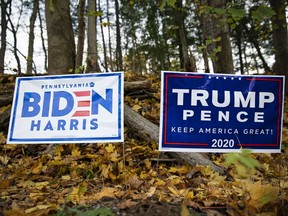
228,8,245,20
160,0,176,10
78,185,87,197
252,6,275,22
213,8,225,16
199,6,213,15
224,148,261,176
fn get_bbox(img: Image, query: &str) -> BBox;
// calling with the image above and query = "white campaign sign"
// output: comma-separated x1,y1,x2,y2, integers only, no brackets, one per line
7,72,124,144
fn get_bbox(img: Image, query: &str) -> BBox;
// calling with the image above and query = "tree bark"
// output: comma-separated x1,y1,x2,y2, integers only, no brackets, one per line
106,0,114,71
76,0,86,71
175,0,194,72
124,80,151,92
269,0,288,95
38,3,48,72
7,1,22,75
86,0,101,73
0,92,13,107
45,0,75,75
198,0,234,74
98,0,108,71
124,104,225,174
26,0,39,74
115,0,123,71
0,0,11,74
0,107,11,132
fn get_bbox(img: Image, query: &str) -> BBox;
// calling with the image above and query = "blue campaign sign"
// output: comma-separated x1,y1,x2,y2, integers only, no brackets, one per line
159,71,285,153
7,72,124,144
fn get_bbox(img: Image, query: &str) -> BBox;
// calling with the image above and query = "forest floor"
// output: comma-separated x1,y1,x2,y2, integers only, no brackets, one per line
0,72,288,216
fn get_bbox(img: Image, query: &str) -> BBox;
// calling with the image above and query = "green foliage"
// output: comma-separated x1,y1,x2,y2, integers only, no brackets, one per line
198,37,222,60
78,185,88,197
160,0,177,10
227,7,246,29
228,8,246,21
251,6,276,22
224,149,261,177
198,5,225,17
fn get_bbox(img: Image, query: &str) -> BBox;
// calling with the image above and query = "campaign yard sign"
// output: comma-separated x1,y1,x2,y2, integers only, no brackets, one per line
7,72,124,144
159,71,285,153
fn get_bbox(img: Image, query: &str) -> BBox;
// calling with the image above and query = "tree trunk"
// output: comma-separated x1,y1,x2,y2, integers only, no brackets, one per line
235,26,244,74
0,0,11,74
26,0,39,74
175,0,194,72
76,0,86,71
45,0,75,75
86,0,101,73
198,0,234,74
124,104,225,174
98,0,108,71
38,3,48,72
269,0,288,95
7,2,22,75
106,0,114,71
115,0,123,71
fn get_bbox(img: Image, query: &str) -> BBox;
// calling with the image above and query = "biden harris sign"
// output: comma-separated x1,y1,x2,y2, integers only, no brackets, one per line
159,71,285,153
7,72,124,144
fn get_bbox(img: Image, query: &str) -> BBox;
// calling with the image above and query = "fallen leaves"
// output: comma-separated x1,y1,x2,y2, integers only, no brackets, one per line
246,181,279,209
1,137,287,215
0,73,287,215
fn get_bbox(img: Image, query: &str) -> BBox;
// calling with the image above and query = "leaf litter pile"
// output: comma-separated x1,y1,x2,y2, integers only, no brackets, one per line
0,72,288,216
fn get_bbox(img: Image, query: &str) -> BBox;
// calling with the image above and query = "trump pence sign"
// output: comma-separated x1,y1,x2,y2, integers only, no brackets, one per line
159,71,284,153
7,72,124,144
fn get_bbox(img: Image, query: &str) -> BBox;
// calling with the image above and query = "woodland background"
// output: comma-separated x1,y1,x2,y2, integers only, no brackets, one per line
0,0,288,215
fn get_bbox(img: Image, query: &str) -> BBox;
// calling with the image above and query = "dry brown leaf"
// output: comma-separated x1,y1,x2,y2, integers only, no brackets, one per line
132,104,141,112
128,174,144,189
117,199,138,209
94,187,117,200
32,162,43,174
25,204,58,215
0,178,10,189
146,186,156,197
3,209,25,216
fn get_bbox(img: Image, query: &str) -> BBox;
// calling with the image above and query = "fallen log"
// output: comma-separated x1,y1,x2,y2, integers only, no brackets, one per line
0,92,13,107
124,80,151,93
0,107,11,132
124,104,226,174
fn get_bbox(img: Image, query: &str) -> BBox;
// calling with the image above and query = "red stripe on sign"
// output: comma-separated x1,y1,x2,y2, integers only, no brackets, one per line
78,101,90,107
73,111,90,117
74,91,90,97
